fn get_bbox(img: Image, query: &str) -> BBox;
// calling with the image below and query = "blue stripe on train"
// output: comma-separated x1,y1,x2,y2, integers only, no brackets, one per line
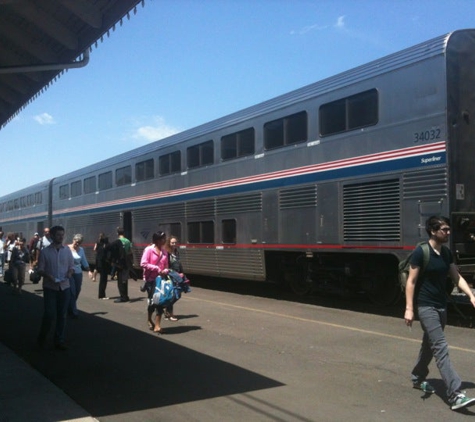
53,152,446,218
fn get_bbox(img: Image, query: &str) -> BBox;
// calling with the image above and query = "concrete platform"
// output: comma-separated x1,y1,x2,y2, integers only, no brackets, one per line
0,341,96,422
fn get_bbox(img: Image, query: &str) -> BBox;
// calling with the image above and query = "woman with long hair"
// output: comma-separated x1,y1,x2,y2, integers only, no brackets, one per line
67,234,92,318
164,235,182,321
140,231,169,333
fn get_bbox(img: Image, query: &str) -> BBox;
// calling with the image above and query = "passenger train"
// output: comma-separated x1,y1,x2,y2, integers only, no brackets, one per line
2,29,475,305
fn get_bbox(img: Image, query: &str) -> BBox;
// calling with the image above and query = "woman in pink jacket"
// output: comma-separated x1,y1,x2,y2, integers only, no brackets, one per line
140,231,169,333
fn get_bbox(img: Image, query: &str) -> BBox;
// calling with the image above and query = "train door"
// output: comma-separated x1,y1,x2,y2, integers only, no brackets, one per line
122,211,132,241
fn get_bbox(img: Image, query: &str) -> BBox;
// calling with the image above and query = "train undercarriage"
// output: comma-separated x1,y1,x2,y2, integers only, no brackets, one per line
266,251,402,306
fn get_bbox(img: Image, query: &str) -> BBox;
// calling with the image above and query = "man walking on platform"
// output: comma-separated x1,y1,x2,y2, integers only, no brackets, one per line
111,227,133,303
37,226,74,350
404,216,475,411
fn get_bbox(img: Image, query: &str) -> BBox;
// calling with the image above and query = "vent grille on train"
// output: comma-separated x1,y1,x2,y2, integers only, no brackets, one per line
186,199,215,218
134,203,186,221
343,179,400,241
67,212,118,227
217,193,262,214
279,185,317,210
402,167,448,199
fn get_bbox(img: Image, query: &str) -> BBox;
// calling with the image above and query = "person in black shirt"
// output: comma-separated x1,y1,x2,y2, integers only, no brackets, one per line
11,238,29,294
405,216,475,411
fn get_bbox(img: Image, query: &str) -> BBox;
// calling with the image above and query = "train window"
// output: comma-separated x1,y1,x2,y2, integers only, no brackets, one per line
221,128,255,161
116,166,132,186
320,89,378,136
84,176,96,194
136,159,154,182
71,181,82,197
34,192,42,205
27,194,34,206
187,140,214,169
98,171,112,191
59,184,69,199
20,196,26,208
264,111,307,150
222,219,236,244
14,199,19,210
159,151,181,176
187,221,214,244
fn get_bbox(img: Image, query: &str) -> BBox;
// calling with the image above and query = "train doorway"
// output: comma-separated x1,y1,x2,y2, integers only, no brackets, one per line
122,211,132,241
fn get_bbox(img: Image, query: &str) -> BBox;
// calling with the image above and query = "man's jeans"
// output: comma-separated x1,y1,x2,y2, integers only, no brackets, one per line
0,253,4,276
38,287,71,345
411,306,462,397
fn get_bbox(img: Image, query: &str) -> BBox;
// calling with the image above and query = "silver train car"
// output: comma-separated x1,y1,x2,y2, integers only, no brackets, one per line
2,29,475,305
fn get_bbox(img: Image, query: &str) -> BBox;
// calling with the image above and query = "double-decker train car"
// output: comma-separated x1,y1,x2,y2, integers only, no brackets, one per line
0,179,52,239
2,29,475,305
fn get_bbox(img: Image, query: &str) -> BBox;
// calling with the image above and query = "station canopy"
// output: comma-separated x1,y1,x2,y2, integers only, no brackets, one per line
0,0,144,130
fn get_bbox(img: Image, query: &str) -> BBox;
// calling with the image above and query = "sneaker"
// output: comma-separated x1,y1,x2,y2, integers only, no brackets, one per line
100,297,109,300
413,381,436,394
449,393,475,410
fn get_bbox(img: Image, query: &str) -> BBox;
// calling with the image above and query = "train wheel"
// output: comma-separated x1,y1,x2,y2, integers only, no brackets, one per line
366,273,401,306
287,262,313,296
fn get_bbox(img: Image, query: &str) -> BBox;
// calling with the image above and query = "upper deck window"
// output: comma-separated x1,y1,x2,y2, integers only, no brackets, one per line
116,166,132,187
264,111,307,150
84,176,96,194
35,192,42,205
187,140,214,169
319,89,378,137
221,128,255,161
136,159,154,182
59,184,69,199
159,151,181,176
71,181,82,197
98,171,112,191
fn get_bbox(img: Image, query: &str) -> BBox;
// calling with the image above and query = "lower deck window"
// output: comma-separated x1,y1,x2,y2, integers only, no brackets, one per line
222,219,236,244
188,221,214,244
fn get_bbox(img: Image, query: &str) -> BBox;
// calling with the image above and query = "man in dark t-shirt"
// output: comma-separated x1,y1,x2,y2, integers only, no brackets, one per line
410,244,452,308
404,216,475,411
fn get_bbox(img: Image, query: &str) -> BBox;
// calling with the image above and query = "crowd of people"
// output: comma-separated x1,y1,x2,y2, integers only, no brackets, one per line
1,227,187,350
3,215,475,411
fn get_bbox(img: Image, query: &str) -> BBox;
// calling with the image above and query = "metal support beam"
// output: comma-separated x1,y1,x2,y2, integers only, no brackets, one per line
0,49,90,74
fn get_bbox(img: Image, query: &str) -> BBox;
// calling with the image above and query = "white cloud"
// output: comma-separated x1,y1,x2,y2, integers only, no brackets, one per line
290,15,346,36
290,23,328,35
131,116,181,143
33,112,55,125
335,15,346,29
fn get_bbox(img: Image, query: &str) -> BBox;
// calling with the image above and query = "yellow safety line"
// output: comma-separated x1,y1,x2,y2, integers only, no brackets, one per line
185,296,475,354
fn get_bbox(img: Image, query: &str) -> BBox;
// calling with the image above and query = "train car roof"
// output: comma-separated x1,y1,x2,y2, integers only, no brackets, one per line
54,29,475,182
0,0,144,130
0,179,51,202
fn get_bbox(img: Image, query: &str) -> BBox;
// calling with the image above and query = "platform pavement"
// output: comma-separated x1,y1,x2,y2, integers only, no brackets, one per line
0,341,97,422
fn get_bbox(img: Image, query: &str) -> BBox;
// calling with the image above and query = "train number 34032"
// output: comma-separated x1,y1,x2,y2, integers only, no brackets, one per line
413,128,441,142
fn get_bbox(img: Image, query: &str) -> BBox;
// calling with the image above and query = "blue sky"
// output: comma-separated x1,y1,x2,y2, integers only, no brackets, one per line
1,0,474,197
